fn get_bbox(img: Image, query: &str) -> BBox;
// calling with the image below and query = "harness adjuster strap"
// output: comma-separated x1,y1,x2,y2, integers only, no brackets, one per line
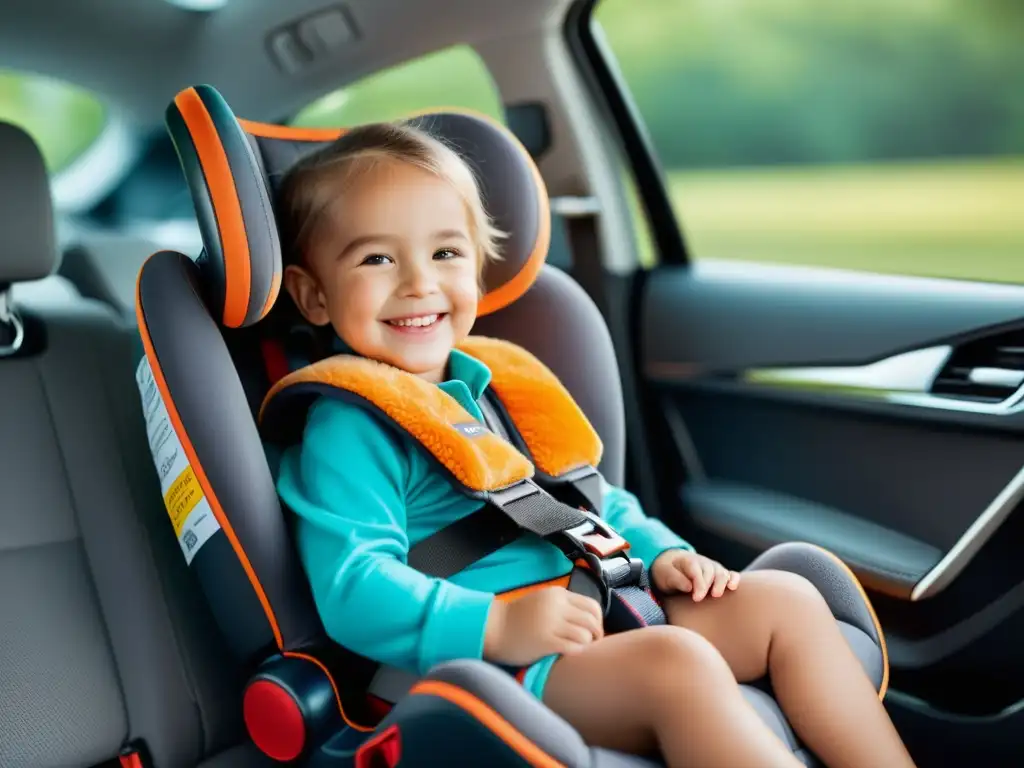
487,479,544,507
547,464,605,515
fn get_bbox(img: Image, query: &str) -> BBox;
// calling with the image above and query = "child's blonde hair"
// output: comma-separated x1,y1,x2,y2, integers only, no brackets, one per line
277,121,504,286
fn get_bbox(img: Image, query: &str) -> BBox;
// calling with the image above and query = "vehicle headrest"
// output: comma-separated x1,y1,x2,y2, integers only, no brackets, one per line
0,122,56,284
166,85,550,329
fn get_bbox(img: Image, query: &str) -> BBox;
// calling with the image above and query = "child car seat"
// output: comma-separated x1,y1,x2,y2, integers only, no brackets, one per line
134,84,888,767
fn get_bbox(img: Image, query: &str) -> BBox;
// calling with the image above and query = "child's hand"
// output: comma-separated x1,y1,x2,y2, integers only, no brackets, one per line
651,549,740,602
483,587,604,667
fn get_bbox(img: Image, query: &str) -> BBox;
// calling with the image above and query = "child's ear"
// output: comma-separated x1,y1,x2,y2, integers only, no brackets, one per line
282,264,332,326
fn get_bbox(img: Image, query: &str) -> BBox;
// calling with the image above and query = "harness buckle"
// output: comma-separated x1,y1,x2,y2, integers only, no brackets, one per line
574,552,646,616
561,509,645,615
563,507,630,559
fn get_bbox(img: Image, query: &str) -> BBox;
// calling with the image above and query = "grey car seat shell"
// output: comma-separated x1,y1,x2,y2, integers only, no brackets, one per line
131,85,887,766
0,121,271,767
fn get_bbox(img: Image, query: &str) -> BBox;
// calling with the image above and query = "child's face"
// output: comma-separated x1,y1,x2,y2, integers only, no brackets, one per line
284,159,480,383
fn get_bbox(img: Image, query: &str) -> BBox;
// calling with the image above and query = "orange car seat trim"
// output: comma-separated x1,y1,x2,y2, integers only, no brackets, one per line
495,574,572,603
173,88,252,329
408,680,567,768
812,546,890,700
261,352,534,491
282,651,375,732
238,119,346,142
258,267,282,323
135,264,284,650
457,337,603,475
473,152,550,318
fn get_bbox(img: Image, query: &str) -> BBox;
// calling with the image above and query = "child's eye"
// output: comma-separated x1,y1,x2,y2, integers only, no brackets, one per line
361,253,393,266
434,248,462,260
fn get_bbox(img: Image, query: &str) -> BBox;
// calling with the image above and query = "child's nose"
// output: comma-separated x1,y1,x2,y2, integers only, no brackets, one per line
399,260,440,296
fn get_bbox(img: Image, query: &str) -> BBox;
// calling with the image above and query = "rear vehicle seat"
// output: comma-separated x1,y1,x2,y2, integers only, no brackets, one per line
0,123,271,767
58,230,165,324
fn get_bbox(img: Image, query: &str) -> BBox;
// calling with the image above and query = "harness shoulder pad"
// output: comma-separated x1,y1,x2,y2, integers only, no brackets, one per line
259,354,534,493
456,336,603,476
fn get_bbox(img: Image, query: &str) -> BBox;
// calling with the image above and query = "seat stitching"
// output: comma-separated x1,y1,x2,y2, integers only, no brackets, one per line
30,346,133,743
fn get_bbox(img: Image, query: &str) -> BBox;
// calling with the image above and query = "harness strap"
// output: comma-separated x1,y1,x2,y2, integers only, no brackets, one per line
406,501,521,579
405,390,612,579
407,478,631,584
478,389,605,514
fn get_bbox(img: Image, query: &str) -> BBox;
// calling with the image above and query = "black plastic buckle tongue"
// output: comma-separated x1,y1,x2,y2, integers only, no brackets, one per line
571,552,646,616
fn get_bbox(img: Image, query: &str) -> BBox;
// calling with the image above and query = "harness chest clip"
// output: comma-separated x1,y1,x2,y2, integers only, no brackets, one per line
563,508,629,559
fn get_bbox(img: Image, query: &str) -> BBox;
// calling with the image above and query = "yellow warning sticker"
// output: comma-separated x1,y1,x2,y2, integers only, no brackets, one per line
164,466,203,536
136,355,221,565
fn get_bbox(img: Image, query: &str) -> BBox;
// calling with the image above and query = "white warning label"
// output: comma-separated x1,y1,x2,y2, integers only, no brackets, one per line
136,354,221,565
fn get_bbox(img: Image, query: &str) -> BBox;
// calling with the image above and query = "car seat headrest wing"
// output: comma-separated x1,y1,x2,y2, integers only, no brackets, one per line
166,85,551,329
166,87,282,329
0,122,56,284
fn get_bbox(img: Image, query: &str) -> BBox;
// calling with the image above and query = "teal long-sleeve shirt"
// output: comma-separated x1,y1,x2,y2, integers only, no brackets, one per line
275,348,692,700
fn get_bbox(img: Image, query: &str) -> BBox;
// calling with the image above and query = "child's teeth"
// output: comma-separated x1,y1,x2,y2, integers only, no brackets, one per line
393,314,438,327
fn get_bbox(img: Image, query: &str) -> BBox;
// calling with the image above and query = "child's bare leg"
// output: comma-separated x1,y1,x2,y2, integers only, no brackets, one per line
664,570,916,768
542,624,803,768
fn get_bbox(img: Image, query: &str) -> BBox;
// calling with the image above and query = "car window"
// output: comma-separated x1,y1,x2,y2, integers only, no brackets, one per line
291,45,505,128
595,0,1024,283
0,70,106,173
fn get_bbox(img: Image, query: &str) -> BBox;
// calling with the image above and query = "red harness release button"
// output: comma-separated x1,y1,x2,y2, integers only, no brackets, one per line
243,679,307,762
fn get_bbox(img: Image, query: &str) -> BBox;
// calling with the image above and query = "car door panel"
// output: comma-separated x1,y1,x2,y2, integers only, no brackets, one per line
680,481,943,598
644,260,1024,372
636,259,1024,723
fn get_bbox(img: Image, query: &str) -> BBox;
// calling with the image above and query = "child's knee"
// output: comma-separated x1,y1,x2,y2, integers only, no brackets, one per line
635,625,731,687
753,569,831,620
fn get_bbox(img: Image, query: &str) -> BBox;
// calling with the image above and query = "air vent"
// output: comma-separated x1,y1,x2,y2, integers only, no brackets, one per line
930,330,1024,403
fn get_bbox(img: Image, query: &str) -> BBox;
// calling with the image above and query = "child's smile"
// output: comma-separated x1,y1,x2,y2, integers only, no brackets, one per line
383,311,447,335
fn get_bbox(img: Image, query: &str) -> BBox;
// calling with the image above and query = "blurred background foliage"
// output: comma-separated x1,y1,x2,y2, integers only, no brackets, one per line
1,0,1020,280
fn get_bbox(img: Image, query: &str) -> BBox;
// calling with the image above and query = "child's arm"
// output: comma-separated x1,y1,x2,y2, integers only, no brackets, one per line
277,398,495,676
599,476,695,565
